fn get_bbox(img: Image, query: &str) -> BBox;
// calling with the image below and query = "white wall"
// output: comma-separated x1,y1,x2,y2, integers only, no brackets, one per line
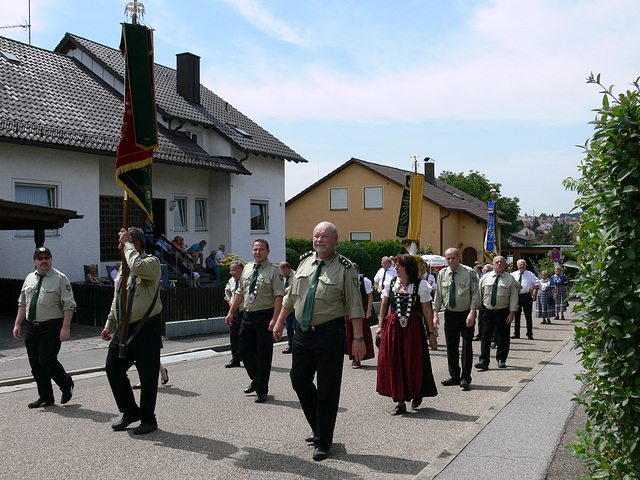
0,144,99,282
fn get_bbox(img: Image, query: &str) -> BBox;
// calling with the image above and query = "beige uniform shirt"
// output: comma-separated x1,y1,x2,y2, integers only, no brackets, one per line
106,243,162,329
283,251,364,326
238,260,284,312
433,264,481,312
18,268,76,321
225,276,244,312
479,271,519,311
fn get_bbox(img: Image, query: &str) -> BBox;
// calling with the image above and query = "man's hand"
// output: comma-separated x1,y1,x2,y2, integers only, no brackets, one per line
506,312,515,324
351,339,366,362
270,318,285,341
13,324,21,340
59,325,71,341
118,228,132,245
466,311,476,328
101,328,112,341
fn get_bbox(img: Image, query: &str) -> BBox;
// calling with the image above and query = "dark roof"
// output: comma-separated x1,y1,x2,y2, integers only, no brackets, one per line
0,33,302,174
55,33,306,164
286,157,510,225
0,199,83,230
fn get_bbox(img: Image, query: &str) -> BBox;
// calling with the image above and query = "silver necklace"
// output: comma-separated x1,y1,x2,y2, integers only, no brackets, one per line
393,278,413,327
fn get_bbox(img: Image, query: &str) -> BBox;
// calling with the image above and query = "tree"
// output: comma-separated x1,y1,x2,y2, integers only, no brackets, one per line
531,217,540,231
438,170,522,247
564,74,640,478
541,221,574,245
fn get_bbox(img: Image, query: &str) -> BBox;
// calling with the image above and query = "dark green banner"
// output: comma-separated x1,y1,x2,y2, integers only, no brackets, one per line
396,174,411,238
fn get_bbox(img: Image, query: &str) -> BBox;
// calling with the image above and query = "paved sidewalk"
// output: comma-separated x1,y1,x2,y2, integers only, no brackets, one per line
0,310,586,479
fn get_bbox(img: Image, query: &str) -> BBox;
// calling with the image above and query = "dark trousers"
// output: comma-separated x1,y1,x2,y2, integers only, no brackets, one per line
24,318,72,402
230,310,242,362
239,309,275,395
479,307,511,366
514,293,534,338
444,310,474,381
290,317,345,451
106,315,162,424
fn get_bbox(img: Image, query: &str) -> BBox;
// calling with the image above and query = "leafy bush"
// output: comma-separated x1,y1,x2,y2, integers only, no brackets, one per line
564,74,640,478
286,238,313,257
361,240,402,270
286,247,302,270
335,241,372,278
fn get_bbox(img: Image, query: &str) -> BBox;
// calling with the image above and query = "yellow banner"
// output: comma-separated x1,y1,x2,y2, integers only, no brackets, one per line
408,174,424,241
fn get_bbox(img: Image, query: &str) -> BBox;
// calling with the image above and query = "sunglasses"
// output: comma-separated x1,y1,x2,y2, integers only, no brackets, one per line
35,256,51,261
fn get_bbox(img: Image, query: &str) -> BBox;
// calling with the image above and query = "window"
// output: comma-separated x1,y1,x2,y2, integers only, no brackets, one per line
250,201,268,232
99,196,146,261
195,198,207,231
15,183,59,237
173,197,187,231
364,186,383,209
350,232,371,241
185,131,199,145
330,188,348,211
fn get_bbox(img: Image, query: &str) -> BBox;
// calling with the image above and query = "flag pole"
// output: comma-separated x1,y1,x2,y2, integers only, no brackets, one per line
118,0,141,358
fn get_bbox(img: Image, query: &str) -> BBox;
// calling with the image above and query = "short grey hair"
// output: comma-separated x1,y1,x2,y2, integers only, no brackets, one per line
128,227,145,248
229,260,244,269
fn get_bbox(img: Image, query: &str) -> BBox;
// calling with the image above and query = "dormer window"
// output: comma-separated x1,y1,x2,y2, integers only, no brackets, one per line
185,131,199,145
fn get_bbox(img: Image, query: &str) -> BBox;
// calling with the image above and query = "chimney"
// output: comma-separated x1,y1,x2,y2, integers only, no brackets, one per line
176,52,200,104
424,158,435,184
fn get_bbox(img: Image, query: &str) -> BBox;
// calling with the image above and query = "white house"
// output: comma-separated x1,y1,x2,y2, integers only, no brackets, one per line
0,33,306,281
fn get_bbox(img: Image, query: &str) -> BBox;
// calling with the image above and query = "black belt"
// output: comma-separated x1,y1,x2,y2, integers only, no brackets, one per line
30,317,62,326
307,316,344,332
519,292,530,296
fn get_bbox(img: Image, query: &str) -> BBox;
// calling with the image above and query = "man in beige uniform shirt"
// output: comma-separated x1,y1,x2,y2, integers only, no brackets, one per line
13,246,76,408
225,239,284,403
224,260,244,368
272,221,365,461
101,227,162,435
476,255,519,370
433,247,481,390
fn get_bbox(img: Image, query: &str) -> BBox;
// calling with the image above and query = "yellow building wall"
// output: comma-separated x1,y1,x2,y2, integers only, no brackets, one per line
286,163,487,265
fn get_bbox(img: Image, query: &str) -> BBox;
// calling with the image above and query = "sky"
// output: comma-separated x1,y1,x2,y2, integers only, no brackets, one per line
3,0,640,216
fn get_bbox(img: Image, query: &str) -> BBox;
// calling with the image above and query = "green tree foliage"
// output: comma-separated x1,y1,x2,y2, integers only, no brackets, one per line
335,241,372,279
285,238,313,257
438,170,522,246
564,74,640,478
542,221,574,245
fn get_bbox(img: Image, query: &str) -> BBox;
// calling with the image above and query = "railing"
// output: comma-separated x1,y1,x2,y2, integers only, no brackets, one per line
0,278,228,327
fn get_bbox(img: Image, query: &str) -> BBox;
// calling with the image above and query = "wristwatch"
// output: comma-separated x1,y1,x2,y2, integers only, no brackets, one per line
354,336,365,342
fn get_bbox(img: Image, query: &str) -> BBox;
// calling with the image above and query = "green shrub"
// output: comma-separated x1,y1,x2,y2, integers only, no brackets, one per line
361,240,402,271
564,74,640,478
286,247,302,270
335,241,372,279
286,238,313,256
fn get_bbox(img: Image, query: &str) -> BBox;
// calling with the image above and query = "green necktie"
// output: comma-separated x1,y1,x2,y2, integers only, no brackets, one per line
285,275,290,289
518,272,523,284
449,270,457,309
28,273,43,321
249,263,260,294
491,274,500,307
300,260,324,331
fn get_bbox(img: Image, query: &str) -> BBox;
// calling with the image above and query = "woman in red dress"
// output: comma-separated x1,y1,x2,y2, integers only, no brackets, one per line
375,254,438,415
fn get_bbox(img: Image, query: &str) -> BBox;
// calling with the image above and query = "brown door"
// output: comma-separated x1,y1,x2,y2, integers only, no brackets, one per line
462,247,477,267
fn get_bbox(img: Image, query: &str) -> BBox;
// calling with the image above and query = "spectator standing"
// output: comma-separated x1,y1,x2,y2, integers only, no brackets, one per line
13,246,76,408
536,270,554,324
511,259,540,340
551,266,569,320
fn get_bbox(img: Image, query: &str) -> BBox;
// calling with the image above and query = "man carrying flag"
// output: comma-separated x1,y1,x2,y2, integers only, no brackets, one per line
102,19,161,435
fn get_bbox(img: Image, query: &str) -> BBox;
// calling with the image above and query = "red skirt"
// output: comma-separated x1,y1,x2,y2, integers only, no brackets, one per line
346,316,375,360
376,311,437,402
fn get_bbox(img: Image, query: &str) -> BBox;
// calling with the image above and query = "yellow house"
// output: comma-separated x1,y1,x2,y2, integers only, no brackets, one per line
286,158,508,266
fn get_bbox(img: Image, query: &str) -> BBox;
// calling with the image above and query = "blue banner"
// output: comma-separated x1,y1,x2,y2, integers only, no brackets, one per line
486,201,495,252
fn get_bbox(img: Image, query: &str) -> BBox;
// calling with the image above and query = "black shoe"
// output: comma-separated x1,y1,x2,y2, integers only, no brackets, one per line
305,433,315,443
498,360,507,369
460,378,471,391
111,414,140,431
441,377,461,386
282,347,292,354
411,397,422,409
527,335,534,340
132,422,158,435
225,360,241,368
313,447,329,461
28,397,54,408
475,362,489,371
511,335,520,339
243,383,256,394
161,368,169,385
61,379,74,404
472,336,481,341
255,393,268,403
390,404,406,416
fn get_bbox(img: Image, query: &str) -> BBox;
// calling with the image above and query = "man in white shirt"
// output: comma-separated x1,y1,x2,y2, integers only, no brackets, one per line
511,259,540,340
373,256,397,292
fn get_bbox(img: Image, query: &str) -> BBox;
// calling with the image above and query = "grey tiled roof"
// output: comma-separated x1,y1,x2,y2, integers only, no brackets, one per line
57,33,306,163
286,157,510,225
0,33,296,174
